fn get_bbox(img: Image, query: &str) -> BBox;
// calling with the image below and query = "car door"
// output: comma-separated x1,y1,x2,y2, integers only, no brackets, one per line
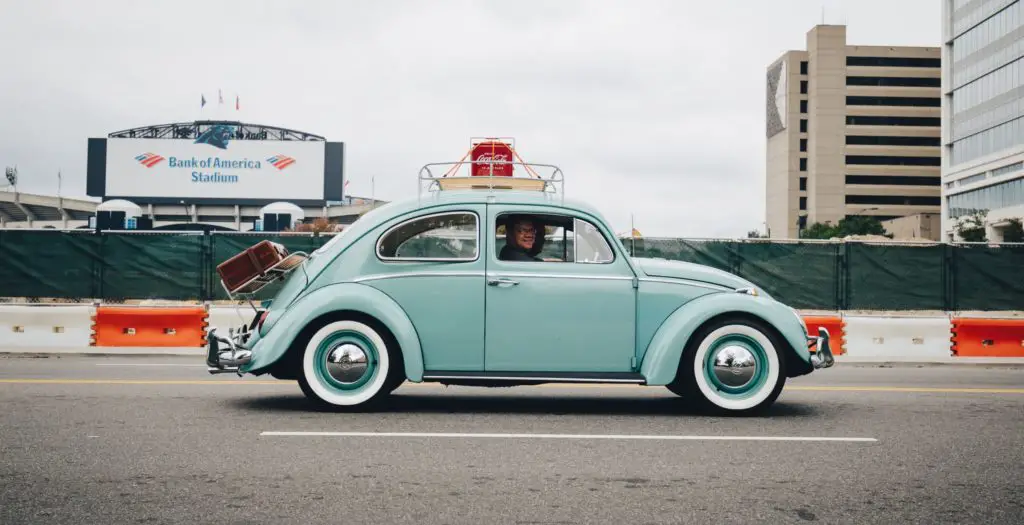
366,206,487,372
483,205,637,373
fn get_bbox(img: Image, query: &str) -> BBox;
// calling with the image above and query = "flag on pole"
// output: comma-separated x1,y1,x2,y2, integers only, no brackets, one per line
201,94,206,108
235,95,240,110
218,89,223,105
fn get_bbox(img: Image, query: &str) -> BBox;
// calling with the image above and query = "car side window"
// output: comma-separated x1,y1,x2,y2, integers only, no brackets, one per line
573,218,614,263
377,212,478,261
495,212,614,264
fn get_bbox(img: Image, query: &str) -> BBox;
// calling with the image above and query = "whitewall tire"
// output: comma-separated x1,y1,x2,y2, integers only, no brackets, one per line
669,318,787,415
298,320,393,408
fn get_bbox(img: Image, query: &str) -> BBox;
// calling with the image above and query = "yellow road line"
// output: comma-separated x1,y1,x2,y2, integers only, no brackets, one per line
788,385,1024,394
0,379,286,385
0,379,1021,394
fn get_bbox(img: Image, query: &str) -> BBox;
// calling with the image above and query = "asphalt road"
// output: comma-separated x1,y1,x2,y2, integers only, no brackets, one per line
1,354,1023,524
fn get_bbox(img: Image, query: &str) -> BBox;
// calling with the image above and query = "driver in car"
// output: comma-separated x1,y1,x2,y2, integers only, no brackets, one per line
499,215,544,262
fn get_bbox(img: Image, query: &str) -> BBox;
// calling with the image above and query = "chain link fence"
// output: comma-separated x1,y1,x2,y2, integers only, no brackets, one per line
1,230,1022,311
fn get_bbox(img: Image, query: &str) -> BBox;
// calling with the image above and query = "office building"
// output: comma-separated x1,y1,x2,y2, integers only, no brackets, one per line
941,0,1024,242
766,25,942,239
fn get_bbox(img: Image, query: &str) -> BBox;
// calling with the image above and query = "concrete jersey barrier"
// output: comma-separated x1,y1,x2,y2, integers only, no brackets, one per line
0,304,94,349
0,304,1022,362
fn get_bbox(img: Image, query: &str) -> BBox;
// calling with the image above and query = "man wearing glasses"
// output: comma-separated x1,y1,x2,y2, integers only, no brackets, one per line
499,215,544,262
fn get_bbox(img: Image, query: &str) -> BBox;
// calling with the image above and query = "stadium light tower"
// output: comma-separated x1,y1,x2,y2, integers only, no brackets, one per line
3,166,17,191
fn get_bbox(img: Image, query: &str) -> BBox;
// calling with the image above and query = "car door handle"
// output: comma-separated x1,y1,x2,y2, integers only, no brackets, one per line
488,278,519,287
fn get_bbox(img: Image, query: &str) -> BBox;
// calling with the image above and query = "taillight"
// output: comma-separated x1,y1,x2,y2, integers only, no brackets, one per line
257,311,269,331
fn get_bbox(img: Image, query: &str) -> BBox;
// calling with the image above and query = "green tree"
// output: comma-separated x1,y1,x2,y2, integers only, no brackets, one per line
838,216,887,236
799,216,889,239
955,211,987,242
746,229,765,238
1003,218,1023,243
800,221,839,239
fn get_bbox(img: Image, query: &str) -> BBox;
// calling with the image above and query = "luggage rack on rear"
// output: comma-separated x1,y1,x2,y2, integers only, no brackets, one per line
221,252,308,297
216,239,310,310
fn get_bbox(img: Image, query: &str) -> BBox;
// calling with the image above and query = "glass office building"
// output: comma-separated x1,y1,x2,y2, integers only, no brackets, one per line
941,0,1024,241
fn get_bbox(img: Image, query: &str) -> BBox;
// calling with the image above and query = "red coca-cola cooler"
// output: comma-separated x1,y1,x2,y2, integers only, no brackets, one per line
471,140,514,177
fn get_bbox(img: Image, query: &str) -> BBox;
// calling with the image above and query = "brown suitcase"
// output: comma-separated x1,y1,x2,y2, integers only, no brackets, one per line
216,240,288,294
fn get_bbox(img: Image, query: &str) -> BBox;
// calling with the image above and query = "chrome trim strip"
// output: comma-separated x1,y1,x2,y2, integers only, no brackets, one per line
422,374,646,383
353,271,485,283
637,277,731,291
487,272,633,281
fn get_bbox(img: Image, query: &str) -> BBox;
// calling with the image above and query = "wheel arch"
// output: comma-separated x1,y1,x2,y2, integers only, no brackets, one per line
242,282,424,382
268,309,406,383
639,293,810,385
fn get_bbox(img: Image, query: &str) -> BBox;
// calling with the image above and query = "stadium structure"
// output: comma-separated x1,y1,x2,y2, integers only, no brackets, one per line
1,120,380,231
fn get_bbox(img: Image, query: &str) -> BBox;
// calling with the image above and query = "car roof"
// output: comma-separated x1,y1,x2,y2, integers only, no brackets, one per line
369,188,609,221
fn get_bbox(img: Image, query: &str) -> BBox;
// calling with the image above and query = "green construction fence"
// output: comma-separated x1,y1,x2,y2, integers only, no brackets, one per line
0,230,1021,311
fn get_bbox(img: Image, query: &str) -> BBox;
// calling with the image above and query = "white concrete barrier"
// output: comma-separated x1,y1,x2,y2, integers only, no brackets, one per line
0,305,1019,363
843,315,954,362
0,304,94,349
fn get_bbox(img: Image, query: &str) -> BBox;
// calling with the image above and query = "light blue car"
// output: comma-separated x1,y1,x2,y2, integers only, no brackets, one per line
208,162,834,415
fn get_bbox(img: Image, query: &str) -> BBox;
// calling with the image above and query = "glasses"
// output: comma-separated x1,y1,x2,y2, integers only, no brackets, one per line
514,225,536,234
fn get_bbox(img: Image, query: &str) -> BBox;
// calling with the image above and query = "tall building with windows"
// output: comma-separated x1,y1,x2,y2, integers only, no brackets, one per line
941,0,1024,242
766,25,942,239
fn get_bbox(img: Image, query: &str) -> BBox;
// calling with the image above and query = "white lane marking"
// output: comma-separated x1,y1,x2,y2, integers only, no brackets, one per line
94,363,206,367
260,431,877,443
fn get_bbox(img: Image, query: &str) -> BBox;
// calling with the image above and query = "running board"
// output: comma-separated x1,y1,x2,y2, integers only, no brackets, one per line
421,370,647,384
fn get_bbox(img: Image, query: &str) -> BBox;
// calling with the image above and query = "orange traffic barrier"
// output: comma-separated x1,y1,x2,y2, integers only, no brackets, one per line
91,306,209,347
951,317,1024,357
802,315,846,355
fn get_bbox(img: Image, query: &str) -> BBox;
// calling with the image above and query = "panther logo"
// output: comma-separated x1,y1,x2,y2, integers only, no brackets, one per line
194,124,235,150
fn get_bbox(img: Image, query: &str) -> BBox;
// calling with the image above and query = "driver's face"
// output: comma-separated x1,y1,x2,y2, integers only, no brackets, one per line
513,221,536,249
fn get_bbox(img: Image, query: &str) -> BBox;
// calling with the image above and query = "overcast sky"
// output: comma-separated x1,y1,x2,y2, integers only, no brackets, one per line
0,0,941,238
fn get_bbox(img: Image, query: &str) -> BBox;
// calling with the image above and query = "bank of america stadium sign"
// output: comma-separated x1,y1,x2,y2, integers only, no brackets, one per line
132,152,295,183
130,125,298,183
98,121,333,202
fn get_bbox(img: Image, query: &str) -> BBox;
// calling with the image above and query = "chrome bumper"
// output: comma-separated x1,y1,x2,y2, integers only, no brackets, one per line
206,326,253,376
808,327,836,369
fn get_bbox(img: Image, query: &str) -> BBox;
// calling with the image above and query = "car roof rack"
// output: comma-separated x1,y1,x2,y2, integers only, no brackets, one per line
418,137,565,201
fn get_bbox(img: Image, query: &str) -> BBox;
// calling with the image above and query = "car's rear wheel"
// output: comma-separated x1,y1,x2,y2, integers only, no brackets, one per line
297,320,396,409
667,317,786,415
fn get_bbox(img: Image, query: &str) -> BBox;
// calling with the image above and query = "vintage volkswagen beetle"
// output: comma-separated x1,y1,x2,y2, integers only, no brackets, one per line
208,159,834,414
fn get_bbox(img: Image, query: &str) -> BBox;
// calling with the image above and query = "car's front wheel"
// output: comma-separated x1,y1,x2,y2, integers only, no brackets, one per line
297,319,398,409
667,317,787,415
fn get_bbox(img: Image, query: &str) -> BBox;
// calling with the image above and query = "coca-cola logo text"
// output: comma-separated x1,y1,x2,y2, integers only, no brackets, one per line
475,153,510,163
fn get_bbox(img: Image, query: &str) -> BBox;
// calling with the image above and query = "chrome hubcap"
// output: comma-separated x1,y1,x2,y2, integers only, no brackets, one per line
711,345,757,388
325,344,369,384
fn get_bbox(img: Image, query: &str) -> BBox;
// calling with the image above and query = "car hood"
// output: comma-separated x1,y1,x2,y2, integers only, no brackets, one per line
633,257,759,292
